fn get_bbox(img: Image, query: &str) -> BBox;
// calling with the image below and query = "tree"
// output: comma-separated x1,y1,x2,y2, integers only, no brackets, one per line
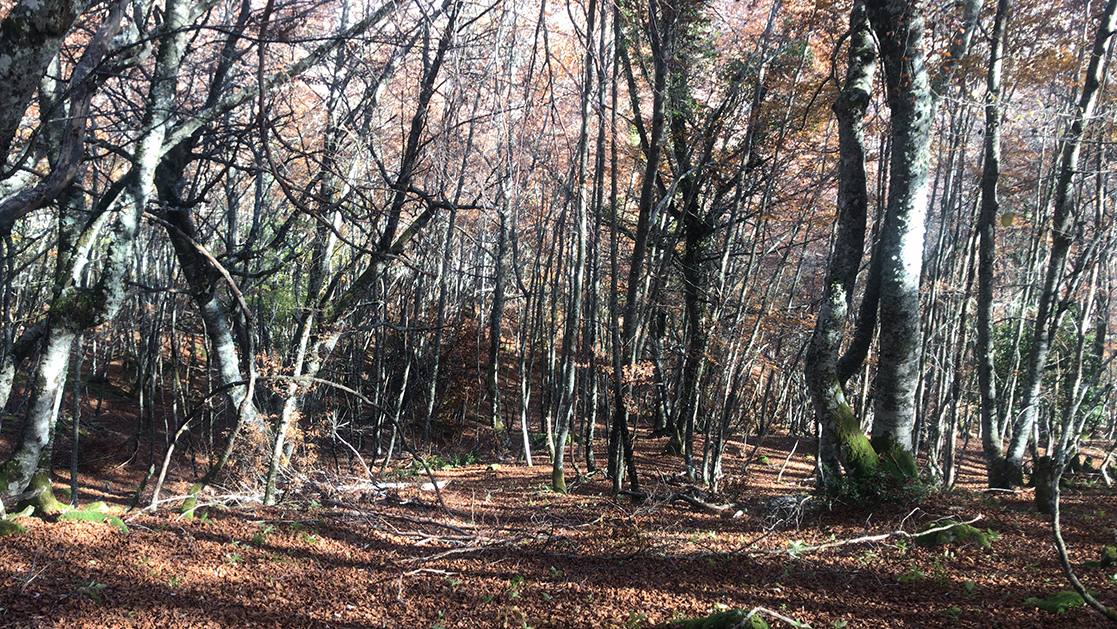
977,0,1013,488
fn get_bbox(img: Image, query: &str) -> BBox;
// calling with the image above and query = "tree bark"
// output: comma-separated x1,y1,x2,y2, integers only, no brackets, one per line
0,0,197,503
977,0,1012,488
804,0,878,480
0,0,88,170
864,0,935,472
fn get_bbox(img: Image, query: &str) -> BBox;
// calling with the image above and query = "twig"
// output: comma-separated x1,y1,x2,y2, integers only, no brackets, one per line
17,561,51,593
332,430,375,481
776,439,799,484
748,606,811,628
267,373,455,516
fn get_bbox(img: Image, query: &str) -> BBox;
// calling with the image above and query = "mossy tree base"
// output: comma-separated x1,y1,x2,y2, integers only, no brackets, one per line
821,399,920,502
914,520,998,549
551,468,567,494
673,609,770,629
0,518,26,536
181,483,202,520
0,505,33,537
870,435,918,482
1025,590,1086,614
57,502,129,533
16,470,67,517
831,388,878,481
1101,545,1117,568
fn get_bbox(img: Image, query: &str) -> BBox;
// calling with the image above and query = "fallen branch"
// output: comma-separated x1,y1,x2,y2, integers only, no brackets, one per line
668,492,745,518
332,479,451,494
753,514,984,557
267,373,454,516
1053,483,1117,622
748,606,810,629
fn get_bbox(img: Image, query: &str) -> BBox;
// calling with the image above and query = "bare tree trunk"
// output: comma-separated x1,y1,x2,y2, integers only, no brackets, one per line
0,0,88,169
863,0,935,474
804,0,878,481
606,0,643,495
424,206,458,440
487,210,509,441
977,0,1013,487
552,0,596,493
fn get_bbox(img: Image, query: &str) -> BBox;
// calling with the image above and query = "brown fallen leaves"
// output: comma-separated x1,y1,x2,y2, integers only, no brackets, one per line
1,437,1115,628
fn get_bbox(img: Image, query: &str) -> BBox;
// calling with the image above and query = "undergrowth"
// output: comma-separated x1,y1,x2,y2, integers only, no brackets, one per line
913,520,999,550
821,470,934,506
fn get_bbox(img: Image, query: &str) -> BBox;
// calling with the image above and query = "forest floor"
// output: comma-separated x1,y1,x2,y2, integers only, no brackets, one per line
2,424,1116,629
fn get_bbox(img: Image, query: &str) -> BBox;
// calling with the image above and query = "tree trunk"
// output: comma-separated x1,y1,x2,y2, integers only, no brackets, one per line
0,0,196,503
0,0,88,170
488,210,509,440
865,0,935,475
804,0,878,481
977,0,1013,488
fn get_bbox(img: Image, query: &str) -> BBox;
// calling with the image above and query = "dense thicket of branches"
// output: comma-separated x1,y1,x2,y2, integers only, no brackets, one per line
0,0,1114,556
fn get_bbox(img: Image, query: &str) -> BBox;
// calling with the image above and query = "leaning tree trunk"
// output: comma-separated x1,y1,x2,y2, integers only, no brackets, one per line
149,0,263,481
804,0,879,482
0,0,197,506
159,206,262,476
0,1,128,414
0,0,88,170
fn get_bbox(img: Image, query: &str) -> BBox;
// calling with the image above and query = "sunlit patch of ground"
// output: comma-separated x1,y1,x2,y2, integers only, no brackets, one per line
2,432,1115,628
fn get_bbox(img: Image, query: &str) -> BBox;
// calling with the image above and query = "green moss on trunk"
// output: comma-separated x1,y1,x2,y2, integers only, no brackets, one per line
0,518,26,536
673,609,769,629
18,470,66,517
1101,545,1117,568
551,468,567,494
181,483,202,520
834,402,878,479
871,435,917,481
914,520,998,549
1025,590,1086,613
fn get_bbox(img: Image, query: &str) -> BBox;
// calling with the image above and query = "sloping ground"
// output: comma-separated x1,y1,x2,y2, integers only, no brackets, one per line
1,435,1115,628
